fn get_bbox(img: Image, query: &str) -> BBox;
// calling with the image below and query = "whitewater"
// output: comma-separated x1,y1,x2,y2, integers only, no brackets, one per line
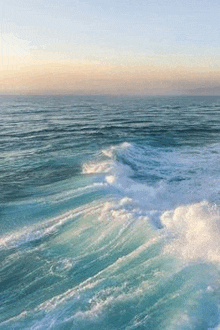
0,95,220,329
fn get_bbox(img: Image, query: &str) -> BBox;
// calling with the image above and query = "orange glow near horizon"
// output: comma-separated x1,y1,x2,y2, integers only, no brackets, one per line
1,55,220,95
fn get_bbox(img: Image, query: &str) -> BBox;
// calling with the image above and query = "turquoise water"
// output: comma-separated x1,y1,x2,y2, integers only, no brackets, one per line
0,95,220,329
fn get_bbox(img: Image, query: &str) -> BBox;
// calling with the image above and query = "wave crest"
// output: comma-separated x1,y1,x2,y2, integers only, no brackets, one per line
161,201,220,263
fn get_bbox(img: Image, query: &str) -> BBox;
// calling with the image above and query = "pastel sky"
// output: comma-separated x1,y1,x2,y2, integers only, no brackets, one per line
1,0,220,95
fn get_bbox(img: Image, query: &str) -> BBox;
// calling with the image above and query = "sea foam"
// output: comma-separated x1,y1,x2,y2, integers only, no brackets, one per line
161,201,220,263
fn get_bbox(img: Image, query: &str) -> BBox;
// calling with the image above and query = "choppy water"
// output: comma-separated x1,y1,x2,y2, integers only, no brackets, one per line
1,95,220,330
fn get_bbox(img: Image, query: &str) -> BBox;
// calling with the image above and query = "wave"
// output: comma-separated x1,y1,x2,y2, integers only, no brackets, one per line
1,196,220,329
81,141,220,265
82,160,113,174
162,201,220,263
0,201,102,251
83,141,220,207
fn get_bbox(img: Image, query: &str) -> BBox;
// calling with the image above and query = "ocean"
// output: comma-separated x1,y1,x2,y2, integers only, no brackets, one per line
0,95,220,330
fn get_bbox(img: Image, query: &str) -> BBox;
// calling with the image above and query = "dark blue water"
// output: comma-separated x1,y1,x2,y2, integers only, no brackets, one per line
0,95,220,329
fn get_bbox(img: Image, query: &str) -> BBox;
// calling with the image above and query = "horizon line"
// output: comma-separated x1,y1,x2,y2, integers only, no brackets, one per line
1,93,220,98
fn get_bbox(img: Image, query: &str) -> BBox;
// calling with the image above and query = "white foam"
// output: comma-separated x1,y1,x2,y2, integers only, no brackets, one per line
82,160,113,174
119,197,133,205
82,143,134,191
99,142,220,211
97,197,135,224
211,324,220,330
72,282,151,322
161,201,220,263
167,311,191,329
36,278,103,313
105,175,116,184
102,142,132,158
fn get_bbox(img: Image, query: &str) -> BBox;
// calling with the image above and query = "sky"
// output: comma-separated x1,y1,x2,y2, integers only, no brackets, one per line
1,0,220,95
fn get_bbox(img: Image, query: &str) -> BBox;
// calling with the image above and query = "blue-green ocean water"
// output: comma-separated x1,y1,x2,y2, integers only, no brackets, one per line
1,95,220,330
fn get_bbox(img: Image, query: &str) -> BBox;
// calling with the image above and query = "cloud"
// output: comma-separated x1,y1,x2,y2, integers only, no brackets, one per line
0,33,32,57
